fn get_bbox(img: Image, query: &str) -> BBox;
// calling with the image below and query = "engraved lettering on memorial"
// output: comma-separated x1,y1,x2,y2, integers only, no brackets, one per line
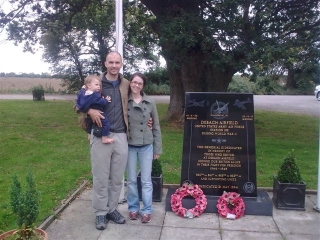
186,114,198,120
242,114,253,121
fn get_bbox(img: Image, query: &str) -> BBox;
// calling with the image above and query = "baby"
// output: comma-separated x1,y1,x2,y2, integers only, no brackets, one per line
76,75,114,144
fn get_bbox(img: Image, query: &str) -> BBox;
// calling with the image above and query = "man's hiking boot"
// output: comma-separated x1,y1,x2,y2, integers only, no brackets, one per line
107,209,126,224
95,215,108,230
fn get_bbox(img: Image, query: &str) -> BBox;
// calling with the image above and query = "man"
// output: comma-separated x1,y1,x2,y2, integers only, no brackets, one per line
88,51,129,230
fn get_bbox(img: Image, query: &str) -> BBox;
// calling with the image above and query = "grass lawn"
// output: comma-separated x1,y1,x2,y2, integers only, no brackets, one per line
0,100,318,232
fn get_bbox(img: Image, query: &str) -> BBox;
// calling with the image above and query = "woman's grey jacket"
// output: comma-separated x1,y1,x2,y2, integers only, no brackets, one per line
127,93,162,155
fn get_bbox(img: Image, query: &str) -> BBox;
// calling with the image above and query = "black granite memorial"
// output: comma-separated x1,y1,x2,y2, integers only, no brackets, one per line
181,92,257,197
165,92,273,216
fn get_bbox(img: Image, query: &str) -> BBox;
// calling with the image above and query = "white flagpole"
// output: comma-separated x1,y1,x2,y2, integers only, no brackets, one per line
314,117,320,212
115,0,123,74
115,0,126,203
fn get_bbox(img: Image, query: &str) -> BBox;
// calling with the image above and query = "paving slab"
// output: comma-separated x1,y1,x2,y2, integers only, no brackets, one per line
161,227,221,240
272,194,320,239
221,230,283,240
45,187,320,240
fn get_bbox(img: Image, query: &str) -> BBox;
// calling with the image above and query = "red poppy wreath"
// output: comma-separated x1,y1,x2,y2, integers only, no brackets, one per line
170,183,207,218
216,191,245,219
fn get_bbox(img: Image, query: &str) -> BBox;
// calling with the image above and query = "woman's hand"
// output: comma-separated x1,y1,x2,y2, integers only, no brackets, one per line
148,117,153,129
153,154,160,160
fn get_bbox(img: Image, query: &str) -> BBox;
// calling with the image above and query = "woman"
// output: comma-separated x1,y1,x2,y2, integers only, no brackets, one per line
126,72,162,223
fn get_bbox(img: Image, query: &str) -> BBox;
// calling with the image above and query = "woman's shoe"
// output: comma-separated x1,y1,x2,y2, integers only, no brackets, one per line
141,214,151,223
129,211,139,220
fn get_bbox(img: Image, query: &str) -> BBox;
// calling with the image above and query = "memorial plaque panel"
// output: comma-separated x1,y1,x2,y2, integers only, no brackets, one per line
180,92,257,197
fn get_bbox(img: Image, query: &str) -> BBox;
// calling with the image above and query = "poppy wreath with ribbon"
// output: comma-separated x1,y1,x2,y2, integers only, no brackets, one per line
170,183,207,218
216,191,245,219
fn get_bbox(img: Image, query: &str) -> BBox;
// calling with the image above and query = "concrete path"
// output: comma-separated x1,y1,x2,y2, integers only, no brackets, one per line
44,187,320,240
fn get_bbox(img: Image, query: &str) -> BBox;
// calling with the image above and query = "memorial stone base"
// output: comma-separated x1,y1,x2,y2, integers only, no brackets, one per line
165,188,273,216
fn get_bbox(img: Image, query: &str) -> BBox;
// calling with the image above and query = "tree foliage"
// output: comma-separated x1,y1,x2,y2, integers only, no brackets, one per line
139,0,320,119
144,67,169,85
0,0,159,90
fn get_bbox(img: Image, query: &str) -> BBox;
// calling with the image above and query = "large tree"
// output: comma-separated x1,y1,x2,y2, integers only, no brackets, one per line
140,0,320,120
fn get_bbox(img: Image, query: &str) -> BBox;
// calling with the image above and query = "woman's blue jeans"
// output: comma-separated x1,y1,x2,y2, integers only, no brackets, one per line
126,144,153,214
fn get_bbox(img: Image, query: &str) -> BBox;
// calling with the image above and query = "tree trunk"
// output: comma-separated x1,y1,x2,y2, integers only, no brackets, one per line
286,66,296,89
164,52,235,121
140,0,236,121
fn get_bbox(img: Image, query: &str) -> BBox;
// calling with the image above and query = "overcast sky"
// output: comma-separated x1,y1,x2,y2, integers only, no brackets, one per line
0,31,50,74
0,31,165,75
0,1,51,74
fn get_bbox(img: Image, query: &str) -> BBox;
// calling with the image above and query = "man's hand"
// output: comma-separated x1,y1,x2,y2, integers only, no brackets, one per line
153,154,160,160
148,117,153,129
87,109,104,127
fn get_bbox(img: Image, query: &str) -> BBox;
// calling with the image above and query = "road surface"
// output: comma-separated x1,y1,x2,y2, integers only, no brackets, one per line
0,94,318,117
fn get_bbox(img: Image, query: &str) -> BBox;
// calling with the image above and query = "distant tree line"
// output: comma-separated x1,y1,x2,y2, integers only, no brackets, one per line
0,72,52,78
